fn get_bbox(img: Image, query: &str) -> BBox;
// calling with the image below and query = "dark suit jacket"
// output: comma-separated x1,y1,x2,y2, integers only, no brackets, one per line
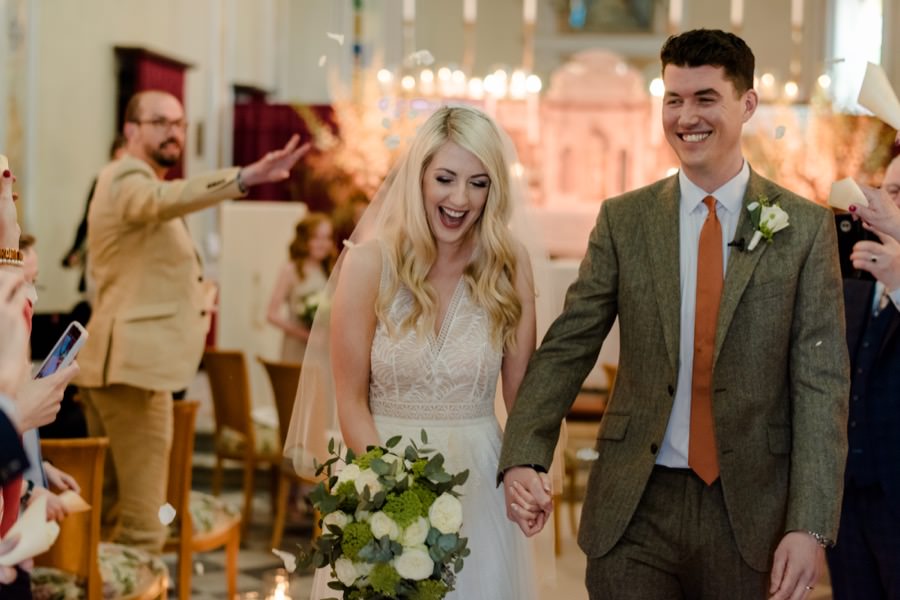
0,407,26,484
500,169,850,572
843,278,900,504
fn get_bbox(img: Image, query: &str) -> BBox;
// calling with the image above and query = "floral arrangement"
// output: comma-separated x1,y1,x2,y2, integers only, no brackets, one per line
296,290,328,327
300,431,470,600
746,194,790,251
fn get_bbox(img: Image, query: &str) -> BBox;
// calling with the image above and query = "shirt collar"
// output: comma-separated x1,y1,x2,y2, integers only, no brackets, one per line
678,160,750,215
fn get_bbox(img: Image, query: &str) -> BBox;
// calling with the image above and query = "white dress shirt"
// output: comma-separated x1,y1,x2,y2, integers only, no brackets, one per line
656,161,750,468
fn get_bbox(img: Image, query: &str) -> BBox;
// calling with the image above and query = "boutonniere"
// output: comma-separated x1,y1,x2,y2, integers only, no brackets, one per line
746,194,790,251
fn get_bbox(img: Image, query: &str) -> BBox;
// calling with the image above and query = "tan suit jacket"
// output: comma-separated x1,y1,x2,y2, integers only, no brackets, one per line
499,169,850,572
76,155,242,392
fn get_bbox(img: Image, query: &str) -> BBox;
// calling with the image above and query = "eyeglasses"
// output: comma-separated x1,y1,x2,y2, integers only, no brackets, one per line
132,117,188,132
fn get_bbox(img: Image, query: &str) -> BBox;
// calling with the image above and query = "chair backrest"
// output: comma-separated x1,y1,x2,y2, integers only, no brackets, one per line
258,357,302,446
602,363,618,391
167,401,200,523
203,349,254,440
35,437,109,600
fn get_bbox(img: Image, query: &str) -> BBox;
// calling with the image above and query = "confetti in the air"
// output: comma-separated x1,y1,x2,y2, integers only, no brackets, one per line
575,448,600,461
326,32,345,45
272,548,298,573
318,55,327,67
815,340,823,347
406,49,434,66
774,125,786,140
158,503,176,525
194,562,205,576
385,135,401,149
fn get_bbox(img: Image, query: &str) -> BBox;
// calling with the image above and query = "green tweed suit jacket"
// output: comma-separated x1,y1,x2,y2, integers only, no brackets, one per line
499,169,850,572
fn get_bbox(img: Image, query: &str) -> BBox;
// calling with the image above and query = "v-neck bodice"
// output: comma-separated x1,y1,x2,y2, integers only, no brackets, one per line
369,280,501,421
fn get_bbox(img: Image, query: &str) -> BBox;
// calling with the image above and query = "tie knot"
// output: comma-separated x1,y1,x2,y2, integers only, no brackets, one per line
703,195,717,210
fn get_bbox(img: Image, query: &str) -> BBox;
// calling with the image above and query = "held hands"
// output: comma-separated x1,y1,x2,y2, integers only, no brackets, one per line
769,531,823,600
502,466,553,537
851,230,900,290
239,134,311,189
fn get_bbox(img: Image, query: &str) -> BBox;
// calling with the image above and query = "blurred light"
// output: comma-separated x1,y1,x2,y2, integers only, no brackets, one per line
401,75,416,91
649,77,665,98
438,67,452,81
420,69,434,84
760,72,776,87
783,81,799,99
817,73,832,89
377,69,393,84
510,162,525,178
468,77,484,99
510,70,528,99
525,74,542,94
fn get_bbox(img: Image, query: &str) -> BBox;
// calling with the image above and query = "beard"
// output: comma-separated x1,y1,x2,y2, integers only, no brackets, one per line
149,139,182,168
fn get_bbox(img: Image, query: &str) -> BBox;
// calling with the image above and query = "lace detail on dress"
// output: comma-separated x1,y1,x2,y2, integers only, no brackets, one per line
369,281,502,421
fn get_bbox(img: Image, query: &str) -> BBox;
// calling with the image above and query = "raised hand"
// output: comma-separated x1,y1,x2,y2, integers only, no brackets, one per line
239,134,311,188
15,362,79,431
851,183,900,242
851,229,900,290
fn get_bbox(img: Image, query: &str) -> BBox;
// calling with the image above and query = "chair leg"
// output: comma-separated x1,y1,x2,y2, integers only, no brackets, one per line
271,472,290,549
226,527,240,600
212,455,223,497
241,458,256,535
553,493,562,556
269,463,280,514
568,464,578,536
178,542,192,600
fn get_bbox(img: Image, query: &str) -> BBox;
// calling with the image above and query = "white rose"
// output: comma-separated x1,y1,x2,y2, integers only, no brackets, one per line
322,510,351,531
355,509,371,522
354,561,374,578
369,511,401,540
393,546,434,581
760,204,789,233
400,516,429,546
336,463,361,486
428,493,463,534
380,452,407,476
354,468,383,496
333,557,359,586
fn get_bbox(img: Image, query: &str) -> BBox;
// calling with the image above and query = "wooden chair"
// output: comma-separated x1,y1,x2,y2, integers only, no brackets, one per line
33,438,168,600
203,349,281,533
258,357,316,548
163,401,240,600
602,362,618,391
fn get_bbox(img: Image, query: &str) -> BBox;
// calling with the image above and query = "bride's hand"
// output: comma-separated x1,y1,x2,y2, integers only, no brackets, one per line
502,466,553,537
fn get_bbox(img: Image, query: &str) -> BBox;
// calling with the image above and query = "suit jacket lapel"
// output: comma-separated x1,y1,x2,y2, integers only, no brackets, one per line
713,170,774,364
643,176,681,371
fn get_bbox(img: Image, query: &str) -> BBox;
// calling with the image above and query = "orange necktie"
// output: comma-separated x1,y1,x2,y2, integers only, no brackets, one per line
689,196,722,485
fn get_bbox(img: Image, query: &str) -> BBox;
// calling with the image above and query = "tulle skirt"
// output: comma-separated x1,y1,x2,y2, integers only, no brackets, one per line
309,415,537,600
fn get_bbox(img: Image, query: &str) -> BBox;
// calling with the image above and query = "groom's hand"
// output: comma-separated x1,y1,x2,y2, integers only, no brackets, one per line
502,466,553,537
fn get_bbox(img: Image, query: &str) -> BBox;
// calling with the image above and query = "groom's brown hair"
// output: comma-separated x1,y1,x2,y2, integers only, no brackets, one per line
660,28,755,95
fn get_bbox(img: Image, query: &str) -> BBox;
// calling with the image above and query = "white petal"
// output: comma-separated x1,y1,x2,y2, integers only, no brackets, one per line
272,548,298,573
318,55,327,67
326,32,345,45
158,503,176,525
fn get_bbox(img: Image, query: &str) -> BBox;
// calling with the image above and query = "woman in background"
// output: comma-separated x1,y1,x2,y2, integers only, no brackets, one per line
266,212,336,363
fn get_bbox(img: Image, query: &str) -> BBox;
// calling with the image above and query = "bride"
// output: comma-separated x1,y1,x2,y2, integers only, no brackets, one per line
286,105,549,599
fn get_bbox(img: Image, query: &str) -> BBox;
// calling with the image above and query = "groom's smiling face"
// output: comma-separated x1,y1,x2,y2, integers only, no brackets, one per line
662,64,757,188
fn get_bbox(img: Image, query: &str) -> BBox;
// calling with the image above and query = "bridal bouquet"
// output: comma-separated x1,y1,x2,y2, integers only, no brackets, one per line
295,290,328,327
301,431,470,600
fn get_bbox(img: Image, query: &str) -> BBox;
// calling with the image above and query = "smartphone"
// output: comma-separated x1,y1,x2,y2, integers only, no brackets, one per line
34,322,88,379
835,214,879,281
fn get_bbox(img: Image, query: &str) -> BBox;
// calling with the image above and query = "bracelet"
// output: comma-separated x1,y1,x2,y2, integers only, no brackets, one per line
805,530,833,548
0,248,23,261
236,169,248,194
0,257,23,267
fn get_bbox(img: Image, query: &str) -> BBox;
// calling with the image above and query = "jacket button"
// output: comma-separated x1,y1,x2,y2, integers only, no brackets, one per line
200,310,207,317
197,275,204,282
650,443,659,455
667,385,674,396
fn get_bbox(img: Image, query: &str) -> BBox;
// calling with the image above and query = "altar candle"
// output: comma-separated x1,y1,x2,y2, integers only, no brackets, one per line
523,0,536,24
791,0,803,28
403,0,415,21
464,0,477,23
730,0,743,29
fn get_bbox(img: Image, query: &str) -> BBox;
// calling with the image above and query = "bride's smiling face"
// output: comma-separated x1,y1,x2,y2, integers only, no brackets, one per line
421,141,490,249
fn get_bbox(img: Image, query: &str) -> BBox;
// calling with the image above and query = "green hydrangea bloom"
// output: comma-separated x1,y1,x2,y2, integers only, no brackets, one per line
383,489,423,528
409,485,437,516
341,522,374,561
368,563,401,596
411,579,448,600
410,459,428,478
353,447,384,470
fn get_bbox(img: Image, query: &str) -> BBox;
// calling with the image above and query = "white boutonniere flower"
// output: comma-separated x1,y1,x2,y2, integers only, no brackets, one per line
746,195,790,251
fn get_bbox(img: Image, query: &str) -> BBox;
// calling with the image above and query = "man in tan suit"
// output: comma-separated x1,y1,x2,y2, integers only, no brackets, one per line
76,90,307,552
500,30,850,598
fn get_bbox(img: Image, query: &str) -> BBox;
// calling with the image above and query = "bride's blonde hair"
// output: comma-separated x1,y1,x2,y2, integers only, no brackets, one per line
375,105,522,350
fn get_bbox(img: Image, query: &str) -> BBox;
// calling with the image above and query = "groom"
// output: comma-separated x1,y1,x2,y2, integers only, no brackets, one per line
500,29,849,599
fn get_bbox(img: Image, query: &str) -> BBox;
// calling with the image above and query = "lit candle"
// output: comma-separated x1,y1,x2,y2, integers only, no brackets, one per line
649,77,664,146
668,0,682,31
523,0,536,24
730,0,743,29
790,0,803,28
403,0,415,21
464,0,477,23
526,74,542,144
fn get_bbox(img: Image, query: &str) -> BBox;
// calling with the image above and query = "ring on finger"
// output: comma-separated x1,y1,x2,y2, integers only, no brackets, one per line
805,585,814,590
872,255,878,263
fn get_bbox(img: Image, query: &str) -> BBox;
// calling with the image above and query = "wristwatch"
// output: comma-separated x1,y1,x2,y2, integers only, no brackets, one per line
805,530,834,548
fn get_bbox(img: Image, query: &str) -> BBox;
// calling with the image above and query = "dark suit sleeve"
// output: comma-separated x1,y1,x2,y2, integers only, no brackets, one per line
499,201,620,472
785,208,850,539
0,405,28,485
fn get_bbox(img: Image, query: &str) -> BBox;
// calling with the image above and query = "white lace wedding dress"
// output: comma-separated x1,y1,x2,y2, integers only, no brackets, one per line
309,278,537,600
